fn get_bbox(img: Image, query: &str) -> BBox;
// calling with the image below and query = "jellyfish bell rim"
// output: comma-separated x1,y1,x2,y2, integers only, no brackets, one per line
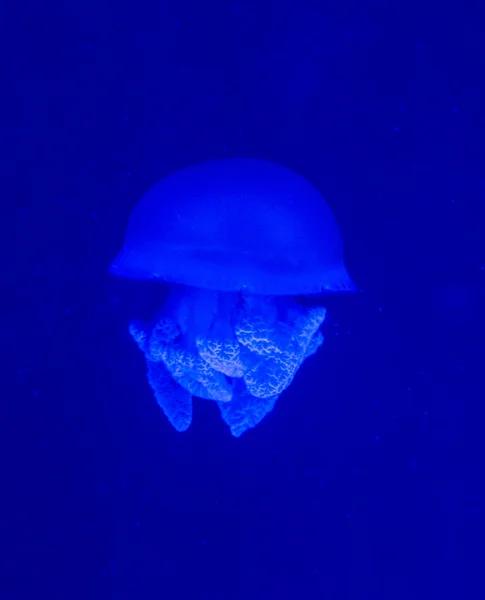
109,242,356,296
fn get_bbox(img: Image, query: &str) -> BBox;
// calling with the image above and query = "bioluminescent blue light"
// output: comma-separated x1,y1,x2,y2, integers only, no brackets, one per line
110,158,355,436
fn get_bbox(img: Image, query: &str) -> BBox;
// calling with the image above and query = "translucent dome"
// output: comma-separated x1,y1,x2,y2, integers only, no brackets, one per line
110,158,355,295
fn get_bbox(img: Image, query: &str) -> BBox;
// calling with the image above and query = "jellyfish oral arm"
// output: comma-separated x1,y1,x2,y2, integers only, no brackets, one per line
129,287,325,436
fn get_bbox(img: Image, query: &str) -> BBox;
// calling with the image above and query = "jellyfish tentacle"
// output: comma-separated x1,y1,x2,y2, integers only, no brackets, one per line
130,303,232,403
218,380,279,437
304,330,324,360
146,359,193,432
160,343,233,402
292,305,326,360
196,291,245,377
235,296,326,398
128,319,150,353
147,316,181,362
196,334,245,377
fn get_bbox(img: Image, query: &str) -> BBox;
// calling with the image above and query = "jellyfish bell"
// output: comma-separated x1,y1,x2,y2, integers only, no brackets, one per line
110,158,354,295
110,158,355,436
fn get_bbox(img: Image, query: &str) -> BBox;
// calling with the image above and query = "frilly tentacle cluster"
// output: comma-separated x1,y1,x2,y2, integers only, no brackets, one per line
130,292,325,437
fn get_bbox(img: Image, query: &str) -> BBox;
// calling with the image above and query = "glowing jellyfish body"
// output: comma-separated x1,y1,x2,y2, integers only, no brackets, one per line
110,159,355,436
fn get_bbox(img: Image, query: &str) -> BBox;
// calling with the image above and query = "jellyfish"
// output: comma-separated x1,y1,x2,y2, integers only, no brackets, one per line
110,159,355,436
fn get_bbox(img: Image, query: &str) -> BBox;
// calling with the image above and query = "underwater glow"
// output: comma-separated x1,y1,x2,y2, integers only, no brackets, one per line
110,158,354,436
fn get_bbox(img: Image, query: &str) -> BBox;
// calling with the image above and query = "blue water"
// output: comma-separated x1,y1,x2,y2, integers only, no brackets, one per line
5,1,483,598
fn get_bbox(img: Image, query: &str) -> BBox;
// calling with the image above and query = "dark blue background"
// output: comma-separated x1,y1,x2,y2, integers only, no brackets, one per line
4,1,484,598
